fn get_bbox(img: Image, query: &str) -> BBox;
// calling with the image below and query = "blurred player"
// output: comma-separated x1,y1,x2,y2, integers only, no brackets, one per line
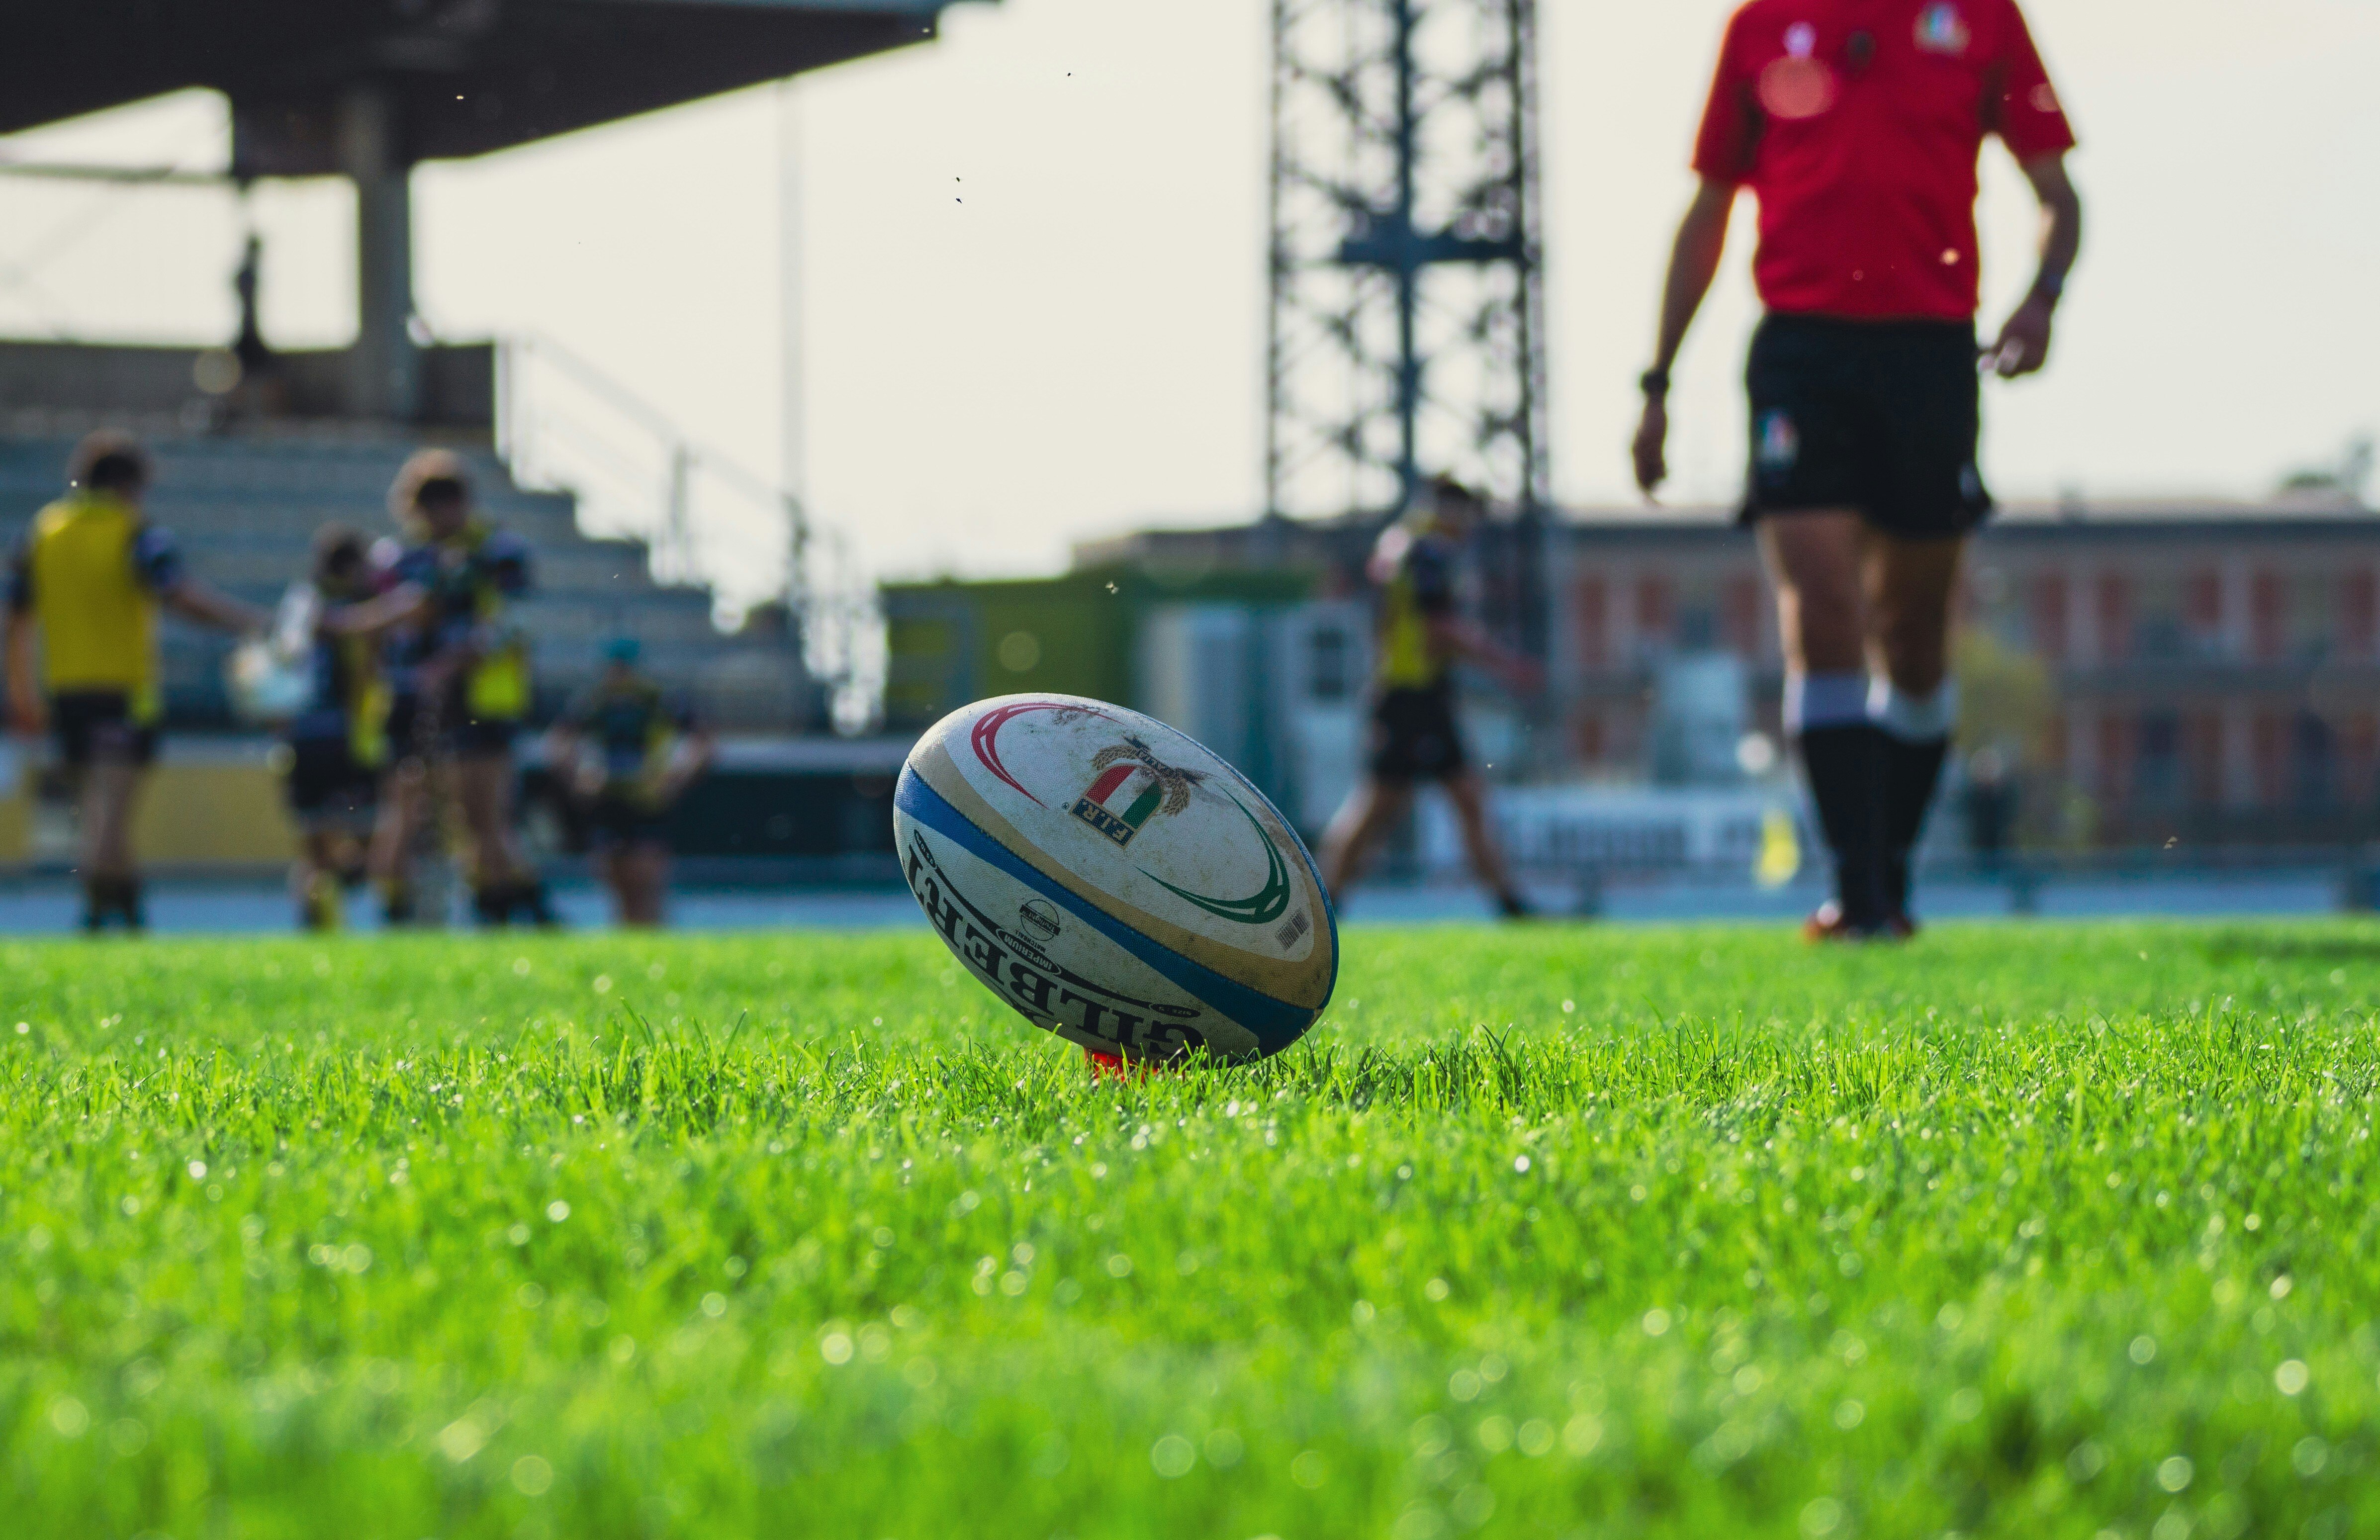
369,450,555,927
1317,475,1541,918
546,637,712,927
1631,0,2081,937
277,525,428,930
3,432,264,931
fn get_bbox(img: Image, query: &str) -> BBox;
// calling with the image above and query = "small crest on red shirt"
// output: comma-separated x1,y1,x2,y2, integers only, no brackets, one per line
1914,2,1970,56
1759,24,1835,122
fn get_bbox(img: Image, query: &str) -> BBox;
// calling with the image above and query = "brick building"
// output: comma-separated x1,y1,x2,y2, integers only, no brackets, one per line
1078,491,2380,849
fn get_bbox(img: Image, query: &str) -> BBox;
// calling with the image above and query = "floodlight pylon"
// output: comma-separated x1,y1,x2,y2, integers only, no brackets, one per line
1266,0,1548,529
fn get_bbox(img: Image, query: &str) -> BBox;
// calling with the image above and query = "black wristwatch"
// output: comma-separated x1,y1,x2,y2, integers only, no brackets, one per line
1639,367,1671,397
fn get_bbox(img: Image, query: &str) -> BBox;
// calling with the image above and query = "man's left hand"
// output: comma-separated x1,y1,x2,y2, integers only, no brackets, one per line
1986,292,2056,377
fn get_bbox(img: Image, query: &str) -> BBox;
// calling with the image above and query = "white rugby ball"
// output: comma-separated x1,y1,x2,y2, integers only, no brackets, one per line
894,694,1337,1063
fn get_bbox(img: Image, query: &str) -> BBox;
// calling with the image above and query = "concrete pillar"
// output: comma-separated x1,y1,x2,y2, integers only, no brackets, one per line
337,85,419,421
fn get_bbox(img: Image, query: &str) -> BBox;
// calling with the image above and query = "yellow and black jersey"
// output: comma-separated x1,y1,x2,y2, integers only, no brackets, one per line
384,521,533,721
5,492,186,715
563,672,697,812
1367,518,1462,693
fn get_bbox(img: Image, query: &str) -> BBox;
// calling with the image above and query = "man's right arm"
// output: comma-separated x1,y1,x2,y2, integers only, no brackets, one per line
1632,177,1739,497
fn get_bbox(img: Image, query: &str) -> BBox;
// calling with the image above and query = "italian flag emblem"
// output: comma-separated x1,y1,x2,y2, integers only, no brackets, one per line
1074,762,1165,845
1071,737,1199,848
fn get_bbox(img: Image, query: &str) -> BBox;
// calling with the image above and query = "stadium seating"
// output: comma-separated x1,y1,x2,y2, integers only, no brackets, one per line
0,431,817,731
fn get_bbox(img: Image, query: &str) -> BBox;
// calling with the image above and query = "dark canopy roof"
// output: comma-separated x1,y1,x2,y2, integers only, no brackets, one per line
4,0,962,175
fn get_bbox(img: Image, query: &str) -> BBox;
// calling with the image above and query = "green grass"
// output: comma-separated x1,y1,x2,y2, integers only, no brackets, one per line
6,921,2380,1539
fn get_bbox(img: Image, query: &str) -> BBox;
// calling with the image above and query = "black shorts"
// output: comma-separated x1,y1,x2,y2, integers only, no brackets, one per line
50,691,157,770
586,795,669,850
1368,686,1467,783
450,715,519,758
1741,314,1992,540
386,691,518,760
283,737,378,829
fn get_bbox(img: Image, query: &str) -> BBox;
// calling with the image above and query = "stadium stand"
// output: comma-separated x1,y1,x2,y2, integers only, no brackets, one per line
0,428,815,734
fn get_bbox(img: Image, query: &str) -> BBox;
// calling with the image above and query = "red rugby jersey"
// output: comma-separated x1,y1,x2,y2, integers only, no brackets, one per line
1692,0,2076,320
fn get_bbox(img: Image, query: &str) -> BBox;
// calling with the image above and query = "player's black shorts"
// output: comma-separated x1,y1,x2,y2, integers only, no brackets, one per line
1740,313,1992,540
385,691,518,759
450,714,519,758
283,736,378,829
50,691,157,769
1368,685,1467,783
586,795,669,850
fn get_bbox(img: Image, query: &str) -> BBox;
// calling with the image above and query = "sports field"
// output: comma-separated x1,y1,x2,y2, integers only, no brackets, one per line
5,922,2376,1539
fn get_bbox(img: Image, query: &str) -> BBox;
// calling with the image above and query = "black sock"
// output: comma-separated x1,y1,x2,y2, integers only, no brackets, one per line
516,879,558,926
1796,723,1890,928
119,877,146,931
80,877,108,931
1878,733,1950,918
472,883,514,927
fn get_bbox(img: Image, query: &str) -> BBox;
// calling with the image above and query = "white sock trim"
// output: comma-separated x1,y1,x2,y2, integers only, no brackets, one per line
1868,678,1957,742
1784,672,1870,735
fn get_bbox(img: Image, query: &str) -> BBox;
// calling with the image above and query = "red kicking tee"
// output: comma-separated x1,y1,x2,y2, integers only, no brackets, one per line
1692,0,2076,320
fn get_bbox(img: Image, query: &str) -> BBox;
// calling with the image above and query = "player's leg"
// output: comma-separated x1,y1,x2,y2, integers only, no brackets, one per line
622,840,669,927
1318,775,1414,899
454,751,522,924
1864,533,1965,925
79,759,145,930
370,757,426,922
1760,511,1891,934
1441,770,1529,918
294,829,345,930
1859,320,1990,927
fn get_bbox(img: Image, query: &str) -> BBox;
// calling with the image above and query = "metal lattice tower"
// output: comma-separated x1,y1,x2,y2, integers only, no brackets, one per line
1266,0,1548,522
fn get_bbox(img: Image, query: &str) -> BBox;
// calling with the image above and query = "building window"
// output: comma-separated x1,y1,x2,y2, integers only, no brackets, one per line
1722,575,1762,660
2032,573,2068,660
2344,571,2378,660
2095,574,2130,663
2185,568,2223,647
2250,572,2285,662
1308,627,1350,701
2135,712,2182,807
2134,573,2184,662
1633,575,1673,652
2252,711,2285,806
2346,714,2379,814
1573,577,1608,670
2185,712,2225,807
2293,713,2337,811
2289,575,2335,661
1575,713,1605,766
2096,712,2131,807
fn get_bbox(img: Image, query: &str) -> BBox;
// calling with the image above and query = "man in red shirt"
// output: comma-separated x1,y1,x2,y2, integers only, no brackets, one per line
1632,0,2082,937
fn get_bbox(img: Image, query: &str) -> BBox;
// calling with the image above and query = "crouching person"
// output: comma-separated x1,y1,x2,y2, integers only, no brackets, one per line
548,638,712,927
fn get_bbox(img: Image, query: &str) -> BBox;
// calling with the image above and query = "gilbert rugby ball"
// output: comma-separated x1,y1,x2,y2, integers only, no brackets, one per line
894,694,1337,1063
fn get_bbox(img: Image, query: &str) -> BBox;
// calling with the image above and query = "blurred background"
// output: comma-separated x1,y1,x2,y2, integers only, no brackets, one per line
1,0,2375,928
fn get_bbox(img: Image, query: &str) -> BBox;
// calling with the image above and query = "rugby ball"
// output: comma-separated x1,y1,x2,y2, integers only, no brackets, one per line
894,694,1337,1063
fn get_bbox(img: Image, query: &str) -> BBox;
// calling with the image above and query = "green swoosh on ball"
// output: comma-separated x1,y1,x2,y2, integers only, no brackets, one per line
1144,792,1292,926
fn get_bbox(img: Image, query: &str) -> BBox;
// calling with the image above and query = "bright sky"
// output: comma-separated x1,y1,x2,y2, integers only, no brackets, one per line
0,0,2373,588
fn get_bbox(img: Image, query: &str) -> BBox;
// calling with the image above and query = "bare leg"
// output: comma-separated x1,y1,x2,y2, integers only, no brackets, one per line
1441,770,1525,910
1864,534,1965,692
453,753,529,893
1318,777,1415,900
78,759,146,928
370,759,428,912
620,843,669,927
80,760,143,880
1757,512,1868,676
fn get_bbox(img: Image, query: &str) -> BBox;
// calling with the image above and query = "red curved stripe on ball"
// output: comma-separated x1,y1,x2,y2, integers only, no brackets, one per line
967,700,1110,807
